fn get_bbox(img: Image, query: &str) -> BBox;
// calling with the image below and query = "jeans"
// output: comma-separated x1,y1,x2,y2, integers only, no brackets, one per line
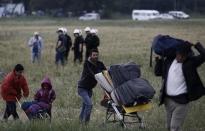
32,52,41,63
74,51,83,63
3,101,19,120
64,49,70,61
55,51,64,65
78,88,93,123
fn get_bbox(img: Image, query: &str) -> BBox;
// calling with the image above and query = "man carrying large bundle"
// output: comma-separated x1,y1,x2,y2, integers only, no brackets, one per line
155,42,205,131
78,49,106,124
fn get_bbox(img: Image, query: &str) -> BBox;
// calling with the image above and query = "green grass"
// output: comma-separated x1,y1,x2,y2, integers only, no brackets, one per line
0,18,205,131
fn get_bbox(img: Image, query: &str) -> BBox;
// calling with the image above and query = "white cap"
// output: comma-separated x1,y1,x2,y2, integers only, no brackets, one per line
63,28,67,34
79,29,82,36
73,29,80,34
34,32,39,35
90,29,97,34
94,29,98,34
84,27,91,32
57,27,64,32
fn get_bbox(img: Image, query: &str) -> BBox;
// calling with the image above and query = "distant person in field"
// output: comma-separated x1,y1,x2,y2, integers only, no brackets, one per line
78,49,106,124
21,76,56,119
154,42,205,131
28,32,43,63
79,29,85,58
72,29,84,64
84,27,93,60
55,28,66,66
63,28,72,62
1,64,29,120
90,29,100,50
79,29,85,49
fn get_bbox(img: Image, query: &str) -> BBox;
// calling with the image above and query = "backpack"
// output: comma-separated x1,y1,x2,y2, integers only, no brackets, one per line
32,41,39,53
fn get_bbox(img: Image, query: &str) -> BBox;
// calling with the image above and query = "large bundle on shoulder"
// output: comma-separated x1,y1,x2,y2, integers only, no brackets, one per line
95,62,155,107
150,34,193,66
152,35,187,57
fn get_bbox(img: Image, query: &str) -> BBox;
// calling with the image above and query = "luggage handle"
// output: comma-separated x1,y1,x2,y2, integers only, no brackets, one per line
16,97,22,108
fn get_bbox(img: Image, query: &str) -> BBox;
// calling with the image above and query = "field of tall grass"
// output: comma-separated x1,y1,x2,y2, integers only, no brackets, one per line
0,18,205,131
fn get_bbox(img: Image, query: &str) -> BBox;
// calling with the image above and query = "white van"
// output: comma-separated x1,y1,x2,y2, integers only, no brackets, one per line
132,10,159,21
0,7,5,18
79,13,100,21
168,11,189,19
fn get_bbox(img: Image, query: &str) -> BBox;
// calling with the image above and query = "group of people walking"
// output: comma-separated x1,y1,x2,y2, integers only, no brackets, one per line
1,30,205,131
0,49,104,122
28,27,100,66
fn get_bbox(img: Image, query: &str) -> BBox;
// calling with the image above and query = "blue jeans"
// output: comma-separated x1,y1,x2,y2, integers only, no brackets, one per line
55,51,64,65
78,88,93,123
32,52,41,63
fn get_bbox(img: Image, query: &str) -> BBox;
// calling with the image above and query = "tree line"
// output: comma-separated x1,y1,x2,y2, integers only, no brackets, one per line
1,0,205,18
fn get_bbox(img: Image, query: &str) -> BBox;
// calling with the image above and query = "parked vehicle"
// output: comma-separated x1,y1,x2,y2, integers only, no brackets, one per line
0,3,25,17
79,13,100,20
158,13,174,20
168,11,189,19
0,7,5,17
132,10,159,21
32,10,45,16
5,3,25,16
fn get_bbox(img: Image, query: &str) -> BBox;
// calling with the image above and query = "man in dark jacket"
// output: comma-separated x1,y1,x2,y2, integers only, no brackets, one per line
90,29,100,51
84,27,93,60
73,29,84,64
78,49,106,124
63,28,72,62
55,28,66,66
155,42,205,131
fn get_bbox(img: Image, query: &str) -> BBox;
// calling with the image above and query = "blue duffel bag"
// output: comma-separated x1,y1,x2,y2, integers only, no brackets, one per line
149,34,192,67
152,35,186,57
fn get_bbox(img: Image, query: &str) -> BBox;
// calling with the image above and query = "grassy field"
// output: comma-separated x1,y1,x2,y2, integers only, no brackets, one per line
0,18,205,131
